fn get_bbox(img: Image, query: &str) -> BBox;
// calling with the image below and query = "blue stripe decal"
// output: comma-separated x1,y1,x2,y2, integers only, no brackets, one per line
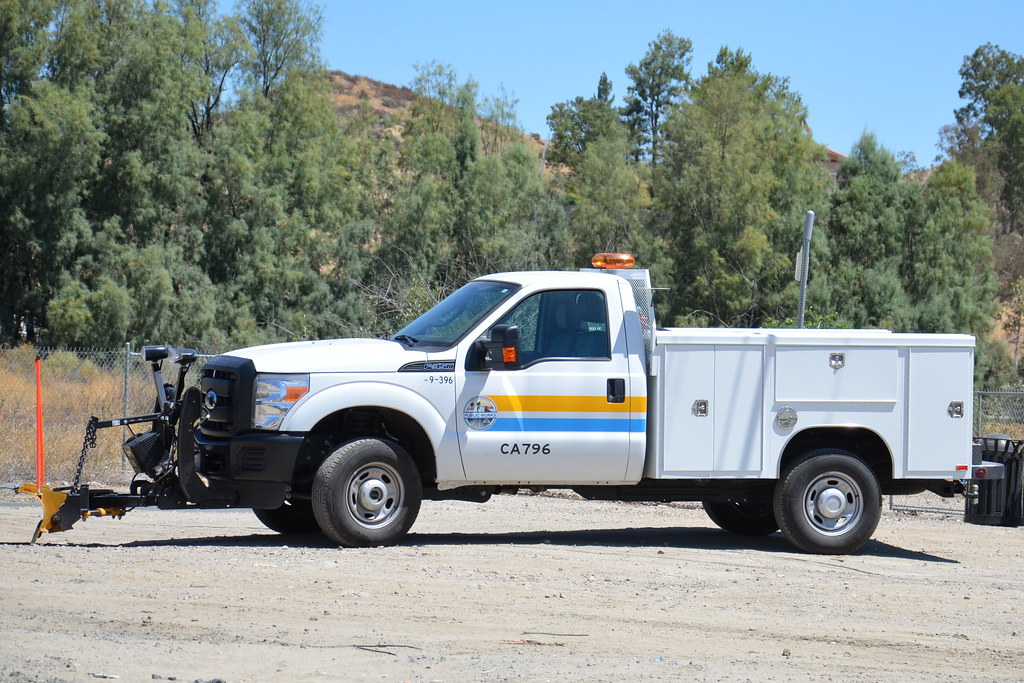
489,417,647,433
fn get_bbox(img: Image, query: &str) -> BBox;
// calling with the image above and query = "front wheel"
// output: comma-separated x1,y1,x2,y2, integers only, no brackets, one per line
773,450,881,554
312,438,422,547
702,499,779,536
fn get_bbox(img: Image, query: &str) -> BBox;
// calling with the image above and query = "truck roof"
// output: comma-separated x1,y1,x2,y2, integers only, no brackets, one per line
477,271,626,288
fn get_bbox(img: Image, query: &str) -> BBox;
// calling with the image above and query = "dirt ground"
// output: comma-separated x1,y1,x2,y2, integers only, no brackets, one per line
1,489,1022,682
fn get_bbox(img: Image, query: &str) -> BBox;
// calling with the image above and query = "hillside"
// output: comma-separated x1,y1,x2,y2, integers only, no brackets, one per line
327,70,547,153
328,71,418,120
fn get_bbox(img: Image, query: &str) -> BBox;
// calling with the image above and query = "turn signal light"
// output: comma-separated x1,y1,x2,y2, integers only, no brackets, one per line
592,253,635,269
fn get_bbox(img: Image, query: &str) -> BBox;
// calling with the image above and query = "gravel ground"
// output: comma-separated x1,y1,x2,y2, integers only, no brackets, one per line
1,488,1022,682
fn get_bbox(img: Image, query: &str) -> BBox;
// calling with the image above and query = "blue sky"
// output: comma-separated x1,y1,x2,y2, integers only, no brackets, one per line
317,0,1024,168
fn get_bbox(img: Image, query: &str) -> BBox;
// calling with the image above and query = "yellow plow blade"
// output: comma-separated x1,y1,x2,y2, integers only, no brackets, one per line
4,482,130,543
15,483,71,543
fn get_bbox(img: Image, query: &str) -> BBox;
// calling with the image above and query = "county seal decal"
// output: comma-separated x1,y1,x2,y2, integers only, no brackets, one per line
463,396,497,430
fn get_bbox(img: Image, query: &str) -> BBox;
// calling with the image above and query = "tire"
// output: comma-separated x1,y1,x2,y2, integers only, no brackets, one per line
702,499,779,536
312,438,422,547
773,449,881,555
253,500,320,534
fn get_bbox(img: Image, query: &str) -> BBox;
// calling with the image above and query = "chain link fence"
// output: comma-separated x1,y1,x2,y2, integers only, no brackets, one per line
974,391,1024,439
0,344,217,483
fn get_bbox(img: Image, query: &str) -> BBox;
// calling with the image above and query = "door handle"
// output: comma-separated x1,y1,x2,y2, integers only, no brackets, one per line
607,378,625,404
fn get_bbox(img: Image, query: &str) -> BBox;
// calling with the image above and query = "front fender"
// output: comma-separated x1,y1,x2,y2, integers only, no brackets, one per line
279,381,460,480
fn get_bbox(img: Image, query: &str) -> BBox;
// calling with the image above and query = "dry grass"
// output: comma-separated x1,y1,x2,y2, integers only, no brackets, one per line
328,71,418,118
978,420,1024,439
0,347,156,485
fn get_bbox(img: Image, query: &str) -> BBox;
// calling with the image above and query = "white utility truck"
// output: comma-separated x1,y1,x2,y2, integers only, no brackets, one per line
185,254,996,554
16,255,1001,553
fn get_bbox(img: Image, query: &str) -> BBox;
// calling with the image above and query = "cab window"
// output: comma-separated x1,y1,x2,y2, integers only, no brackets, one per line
394,280,518,348
493,289,610,365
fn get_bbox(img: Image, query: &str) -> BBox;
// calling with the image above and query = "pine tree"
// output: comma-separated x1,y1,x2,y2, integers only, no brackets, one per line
622,29,692,168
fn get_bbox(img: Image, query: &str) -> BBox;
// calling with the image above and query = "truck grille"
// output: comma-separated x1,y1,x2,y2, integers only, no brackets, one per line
200,355,256,438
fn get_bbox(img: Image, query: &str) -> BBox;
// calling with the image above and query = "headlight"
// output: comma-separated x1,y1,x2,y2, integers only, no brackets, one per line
254,373,309,430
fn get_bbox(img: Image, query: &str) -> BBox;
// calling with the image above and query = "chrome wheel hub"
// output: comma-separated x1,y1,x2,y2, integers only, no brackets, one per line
816,487,848,518
803,472,863,536
347,463,403,529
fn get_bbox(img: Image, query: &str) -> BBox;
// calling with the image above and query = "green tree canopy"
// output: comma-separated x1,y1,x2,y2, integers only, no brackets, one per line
945,44,1024,235
546,73,623,171
0,18,1010,391
622,29,692,168
655,47,829,327
823,135,998,379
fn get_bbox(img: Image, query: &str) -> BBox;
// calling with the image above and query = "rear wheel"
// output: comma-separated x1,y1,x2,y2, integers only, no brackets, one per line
774,449,881,554
253,500,320,534
702,499,779,536
313,438,422,547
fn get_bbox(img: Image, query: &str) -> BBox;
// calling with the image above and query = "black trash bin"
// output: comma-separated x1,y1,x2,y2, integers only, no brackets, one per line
965,436,1024,527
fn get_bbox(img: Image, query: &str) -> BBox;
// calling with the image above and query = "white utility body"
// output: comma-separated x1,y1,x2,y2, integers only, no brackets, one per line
196,260,998,554
652,327,974,481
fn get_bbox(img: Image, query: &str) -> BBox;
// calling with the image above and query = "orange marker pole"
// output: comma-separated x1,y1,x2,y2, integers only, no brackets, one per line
35,355,44,489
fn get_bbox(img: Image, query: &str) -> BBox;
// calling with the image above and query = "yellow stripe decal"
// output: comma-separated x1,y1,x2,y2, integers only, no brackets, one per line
489,395,647,413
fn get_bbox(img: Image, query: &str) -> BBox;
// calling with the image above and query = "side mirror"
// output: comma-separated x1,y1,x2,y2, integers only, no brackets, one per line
473,324,521,370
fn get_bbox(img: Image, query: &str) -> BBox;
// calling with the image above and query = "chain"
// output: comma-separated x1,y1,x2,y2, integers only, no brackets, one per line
72,416,99,492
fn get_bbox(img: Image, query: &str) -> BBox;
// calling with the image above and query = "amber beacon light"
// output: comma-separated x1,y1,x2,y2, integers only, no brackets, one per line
591,253,635,269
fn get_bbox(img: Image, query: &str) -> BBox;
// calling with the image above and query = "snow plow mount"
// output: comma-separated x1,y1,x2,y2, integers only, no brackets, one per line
9,345,198,543
13,483,137,543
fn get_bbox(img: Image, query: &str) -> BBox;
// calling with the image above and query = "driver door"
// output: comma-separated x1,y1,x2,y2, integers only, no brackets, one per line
455,288,642,483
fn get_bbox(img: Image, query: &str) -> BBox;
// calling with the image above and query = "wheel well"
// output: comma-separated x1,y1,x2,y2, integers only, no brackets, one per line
779,427,894,484
292,407,436,490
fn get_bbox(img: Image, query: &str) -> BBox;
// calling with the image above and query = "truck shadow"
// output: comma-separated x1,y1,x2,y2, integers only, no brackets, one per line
406,526,959,563
73,525,959,563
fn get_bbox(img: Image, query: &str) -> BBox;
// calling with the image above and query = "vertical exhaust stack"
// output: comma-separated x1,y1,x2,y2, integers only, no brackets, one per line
797,210,815,329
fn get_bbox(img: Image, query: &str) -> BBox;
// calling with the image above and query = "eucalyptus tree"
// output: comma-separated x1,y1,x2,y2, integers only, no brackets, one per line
546,73,623,171
655,48,829,327
943,44,1024,236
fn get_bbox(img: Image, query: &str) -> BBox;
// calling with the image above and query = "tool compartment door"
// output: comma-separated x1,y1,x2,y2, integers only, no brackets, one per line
907,347,973,475
660,345,715,473
775,347,898,403
659,345,763,476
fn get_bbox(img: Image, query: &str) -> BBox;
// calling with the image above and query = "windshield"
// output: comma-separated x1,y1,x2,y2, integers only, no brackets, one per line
393,280,519,348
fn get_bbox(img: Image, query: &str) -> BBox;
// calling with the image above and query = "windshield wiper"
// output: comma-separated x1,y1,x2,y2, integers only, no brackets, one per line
392,334,419,347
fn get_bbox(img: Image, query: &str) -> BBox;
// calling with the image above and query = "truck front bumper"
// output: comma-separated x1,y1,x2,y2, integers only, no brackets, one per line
194,429,304,482
188,430,304,509
222,431,305,482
